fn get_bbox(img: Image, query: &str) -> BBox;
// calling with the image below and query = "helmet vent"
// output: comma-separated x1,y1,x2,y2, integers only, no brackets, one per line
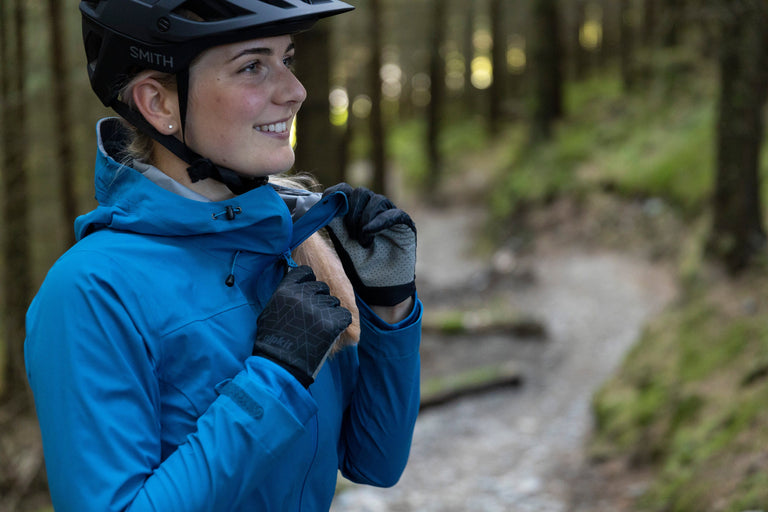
84,30,103,64
171,1,251,21
260,0,298,8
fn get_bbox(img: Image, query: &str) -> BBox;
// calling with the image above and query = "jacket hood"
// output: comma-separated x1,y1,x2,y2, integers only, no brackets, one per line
76,118,346,255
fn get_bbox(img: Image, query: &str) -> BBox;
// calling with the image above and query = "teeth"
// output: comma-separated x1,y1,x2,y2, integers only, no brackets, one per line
256,122,287,133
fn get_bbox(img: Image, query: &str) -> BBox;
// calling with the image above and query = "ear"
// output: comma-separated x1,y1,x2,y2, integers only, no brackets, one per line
131,75,180,136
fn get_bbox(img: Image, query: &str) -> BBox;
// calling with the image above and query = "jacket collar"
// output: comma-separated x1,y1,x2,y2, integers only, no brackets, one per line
75,118,348,254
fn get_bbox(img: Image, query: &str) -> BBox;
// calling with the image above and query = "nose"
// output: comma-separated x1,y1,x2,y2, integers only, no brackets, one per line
275,68,307,107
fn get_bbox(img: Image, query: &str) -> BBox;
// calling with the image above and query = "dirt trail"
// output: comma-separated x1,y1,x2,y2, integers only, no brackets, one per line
331,202,677,512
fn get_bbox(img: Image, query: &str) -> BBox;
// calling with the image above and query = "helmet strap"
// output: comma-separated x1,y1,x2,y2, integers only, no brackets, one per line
111,73,268,196
177,67,191,147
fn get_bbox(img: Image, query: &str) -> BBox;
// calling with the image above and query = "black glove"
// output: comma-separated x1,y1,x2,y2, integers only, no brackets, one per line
253,265,352,388
323,184,417,306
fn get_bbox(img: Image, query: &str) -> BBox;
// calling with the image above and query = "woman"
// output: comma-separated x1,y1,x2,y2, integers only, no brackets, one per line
24,1,422,511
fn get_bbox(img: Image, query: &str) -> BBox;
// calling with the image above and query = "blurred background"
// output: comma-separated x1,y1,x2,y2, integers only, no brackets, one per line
2,0,768,511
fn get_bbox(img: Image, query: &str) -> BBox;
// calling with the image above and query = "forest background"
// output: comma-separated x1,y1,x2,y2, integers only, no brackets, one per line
2,0,768,511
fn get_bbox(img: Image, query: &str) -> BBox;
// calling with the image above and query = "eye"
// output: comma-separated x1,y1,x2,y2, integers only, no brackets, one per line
240,60,264,74
283,55,296,71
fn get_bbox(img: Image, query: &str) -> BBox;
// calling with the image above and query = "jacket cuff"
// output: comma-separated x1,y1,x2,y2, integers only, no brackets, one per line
357,292,422,331
216,357,318,428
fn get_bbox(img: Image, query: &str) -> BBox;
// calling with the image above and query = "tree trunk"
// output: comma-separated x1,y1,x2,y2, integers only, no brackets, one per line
659,0,685,48
368,0,386,194
489,0,507,135
1,0,31,407
0,0,8,399
529,0,564,141
707,1,768,272
641,0,657,46
570,0,590,79
619,0,636,91
293,20,342,187
463,1,478,113
426,0,447,191
46,0,78,246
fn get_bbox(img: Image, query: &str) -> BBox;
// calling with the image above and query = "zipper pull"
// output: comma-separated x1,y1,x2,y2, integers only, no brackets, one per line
282,250,298,269
225,251,241,287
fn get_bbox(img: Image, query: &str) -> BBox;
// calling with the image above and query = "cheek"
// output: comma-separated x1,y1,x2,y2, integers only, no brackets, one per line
239,90,270,117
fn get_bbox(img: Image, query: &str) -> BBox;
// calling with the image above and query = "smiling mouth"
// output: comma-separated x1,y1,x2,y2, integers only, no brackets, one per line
255,121,288,133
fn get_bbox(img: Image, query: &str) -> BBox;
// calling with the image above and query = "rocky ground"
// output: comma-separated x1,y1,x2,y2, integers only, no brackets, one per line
331,198,678,512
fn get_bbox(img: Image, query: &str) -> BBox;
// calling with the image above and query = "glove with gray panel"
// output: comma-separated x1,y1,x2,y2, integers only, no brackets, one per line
322,183,417,307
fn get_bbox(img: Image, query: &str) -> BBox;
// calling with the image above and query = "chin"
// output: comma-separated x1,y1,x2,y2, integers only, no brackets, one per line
233,157,295,177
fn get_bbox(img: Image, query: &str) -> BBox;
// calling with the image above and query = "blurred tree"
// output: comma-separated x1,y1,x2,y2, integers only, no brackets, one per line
569,0,590,79
529,0,564,141
426,0,447,190
367,0,386,194
619,0,636,90
489,0,507,135
1,0,31,406
641,0,657,46
294,20,342,187
47,0,78,246
707,1,768,272
463,1,478,113
0,0,7,398
659,0,685,47
594,0,609,68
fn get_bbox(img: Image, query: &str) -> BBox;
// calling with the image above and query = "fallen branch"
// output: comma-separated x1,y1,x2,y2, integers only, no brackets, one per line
420,363,523,411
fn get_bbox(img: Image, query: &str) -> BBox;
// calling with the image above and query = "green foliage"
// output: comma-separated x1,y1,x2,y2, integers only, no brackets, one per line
731,471,768,512
429,310,466,334
387,119,429,185
591,277,768,511
491,71,722,222
595,101,714,217
387,116,489,188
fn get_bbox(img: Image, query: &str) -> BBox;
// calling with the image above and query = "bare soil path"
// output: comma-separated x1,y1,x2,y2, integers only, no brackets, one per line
332,198,677,512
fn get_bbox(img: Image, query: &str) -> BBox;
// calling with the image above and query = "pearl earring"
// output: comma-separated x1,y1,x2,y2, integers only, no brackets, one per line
168,124,174,130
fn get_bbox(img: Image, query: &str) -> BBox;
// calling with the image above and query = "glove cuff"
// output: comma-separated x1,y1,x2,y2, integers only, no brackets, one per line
253,352,314,388
357,281,416,307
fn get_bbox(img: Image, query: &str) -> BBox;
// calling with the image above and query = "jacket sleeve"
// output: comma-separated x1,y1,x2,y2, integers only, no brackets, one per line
337,295,422,487
24,251,315,512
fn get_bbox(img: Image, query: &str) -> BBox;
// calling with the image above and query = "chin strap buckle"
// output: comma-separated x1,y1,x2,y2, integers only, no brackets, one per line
186,158,269,195
187,158,216,183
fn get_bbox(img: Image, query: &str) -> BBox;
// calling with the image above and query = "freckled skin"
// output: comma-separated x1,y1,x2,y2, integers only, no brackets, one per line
183,35,306,177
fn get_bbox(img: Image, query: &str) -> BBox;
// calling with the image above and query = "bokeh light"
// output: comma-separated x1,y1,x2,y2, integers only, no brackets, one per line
351,94,373,119
329,87,349,127
471,56,493,90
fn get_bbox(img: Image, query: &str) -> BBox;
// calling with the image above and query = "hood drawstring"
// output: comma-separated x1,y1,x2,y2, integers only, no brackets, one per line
225,251,241,287
212,206,242,221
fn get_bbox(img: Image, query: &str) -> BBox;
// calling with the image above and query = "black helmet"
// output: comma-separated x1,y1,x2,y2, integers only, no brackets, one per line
80,0,353,194
81,0,354,107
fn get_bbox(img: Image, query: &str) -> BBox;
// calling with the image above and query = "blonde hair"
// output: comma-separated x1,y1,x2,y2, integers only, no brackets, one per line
269,175,361,351
117,75,361,351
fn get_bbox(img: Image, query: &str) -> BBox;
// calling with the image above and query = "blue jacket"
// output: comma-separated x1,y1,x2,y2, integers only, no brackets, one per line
25,118,422,511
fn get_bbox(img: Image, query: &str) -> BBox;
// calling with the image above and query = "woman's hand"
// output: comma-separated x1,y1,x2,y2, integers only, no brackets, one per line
371,296,415,324
323,184,417,308
253,265,352,387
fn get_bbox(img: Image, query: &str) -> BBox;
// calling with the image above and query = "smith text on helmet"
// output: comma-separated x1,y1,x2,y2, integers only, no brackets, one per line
129,46,174,70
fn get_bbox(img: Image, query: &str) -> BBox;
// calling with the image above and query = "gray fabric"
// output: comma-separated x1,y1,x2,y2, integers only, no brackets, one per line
272,185,322,221
327,217,416,289
134,161,213,203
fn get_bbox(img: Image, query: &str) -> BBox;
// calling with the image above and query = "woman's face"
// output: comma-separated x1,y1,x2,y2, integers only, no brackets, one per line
184,35,306,177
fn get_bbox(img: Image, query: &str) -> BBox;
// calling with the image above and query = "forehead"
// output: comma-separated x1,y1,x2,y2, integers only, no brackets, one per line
200,35,294,63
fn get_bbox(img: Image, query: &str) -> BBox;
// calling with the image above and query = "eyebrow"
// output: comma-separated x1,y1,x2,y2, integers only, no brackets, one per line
228,42,295,62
